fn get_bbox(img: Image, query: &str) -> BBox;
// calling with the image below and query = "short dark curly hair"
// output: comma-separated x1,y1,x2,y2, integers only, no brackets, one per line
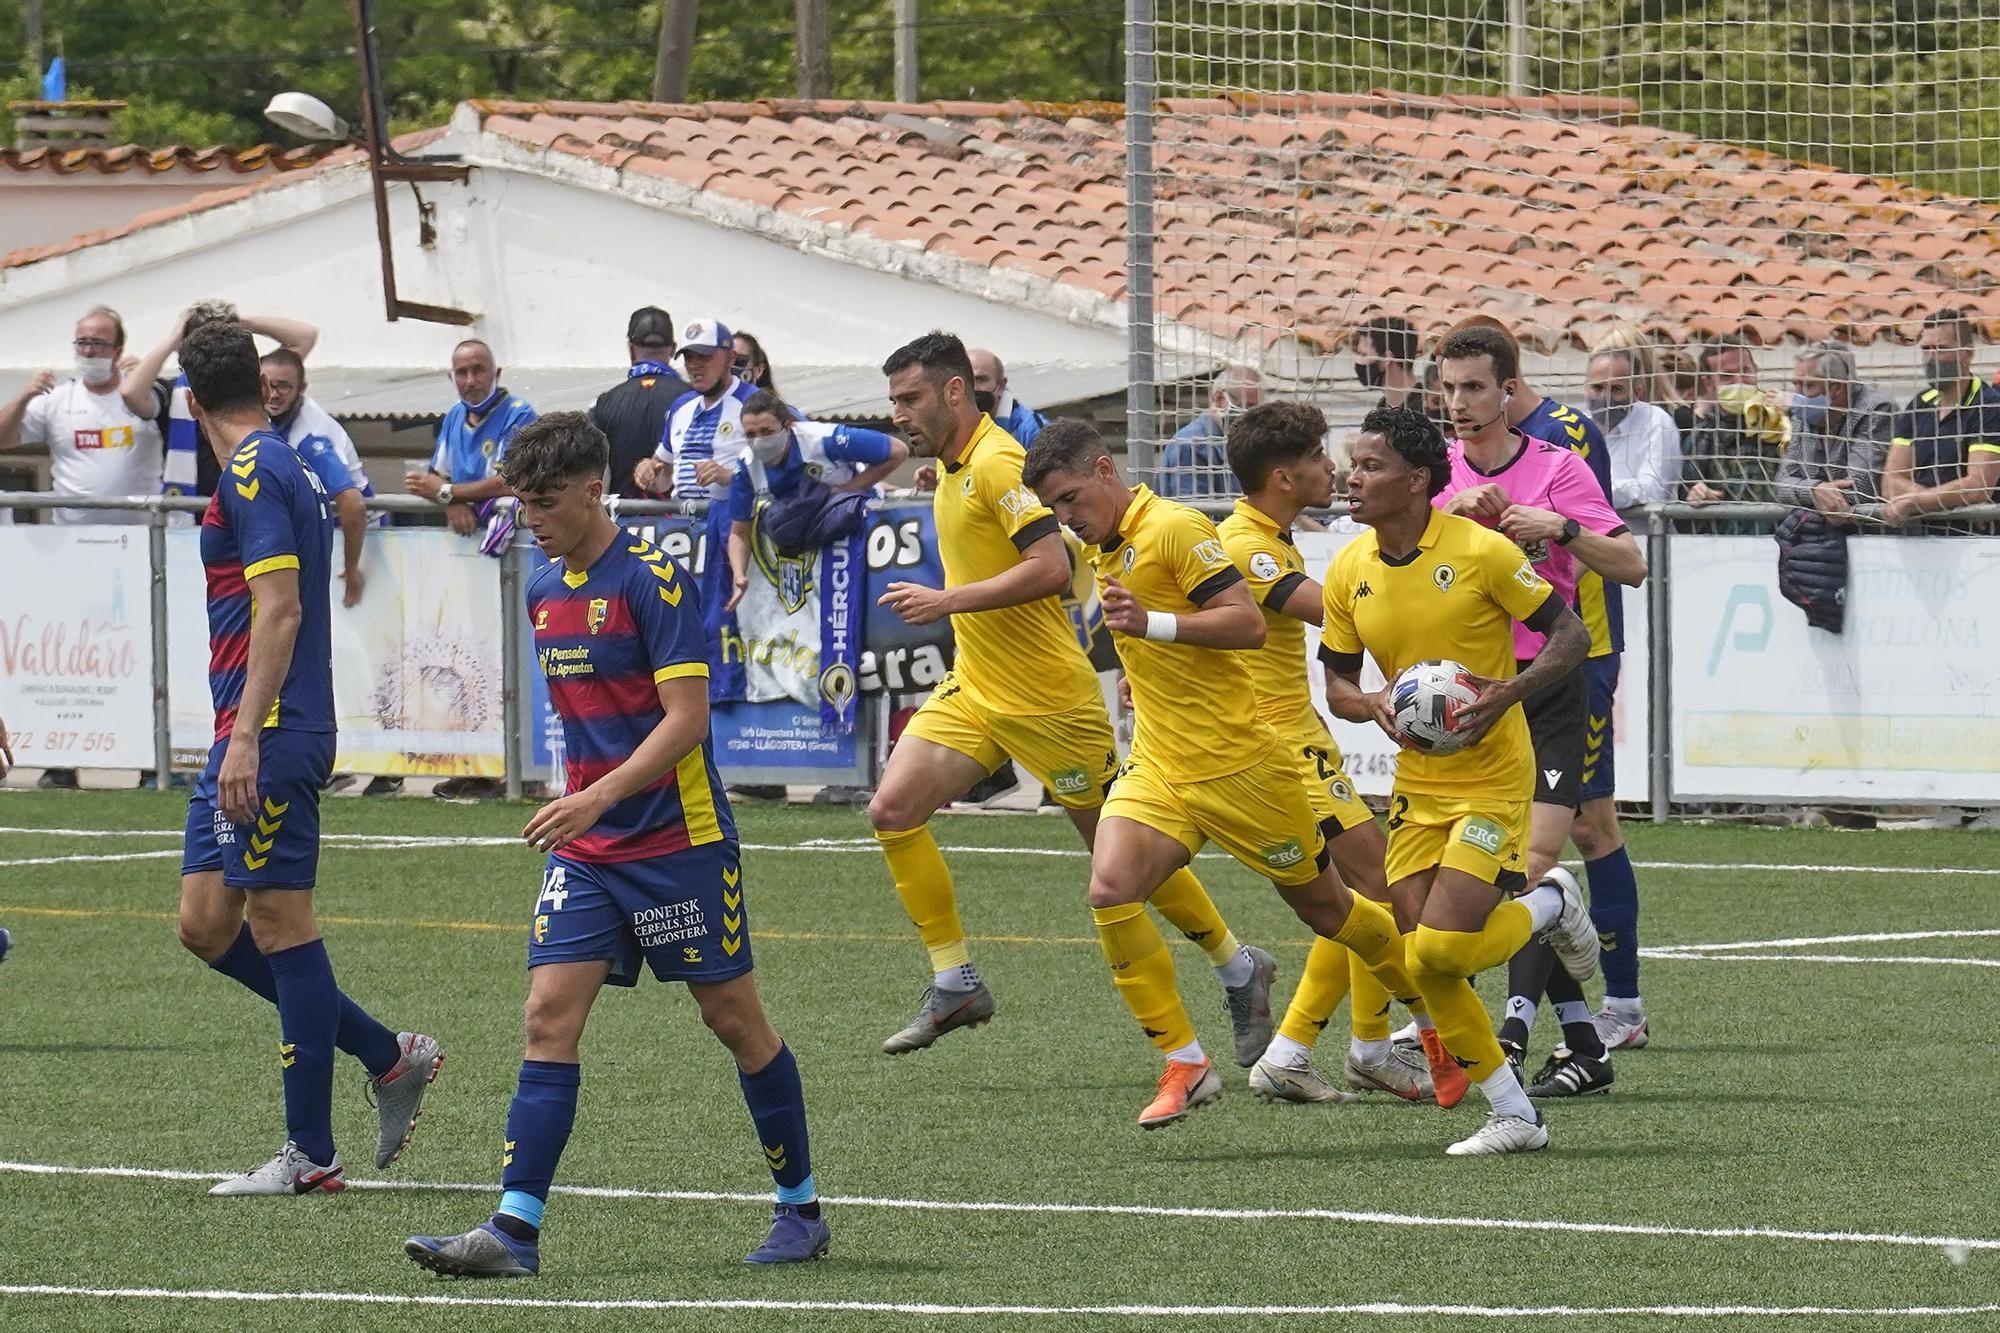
1226,401,1327,492
1359,403,1450,498
497,411,609,495
179,320,263,418
881,330,975,393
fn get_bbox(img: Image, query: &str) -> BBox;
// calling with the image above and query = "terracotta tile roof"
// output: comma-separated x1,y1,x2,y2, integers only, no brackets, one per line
1,142,338,177
0,129,446,272
11,94,1996,356
465,93,2000,352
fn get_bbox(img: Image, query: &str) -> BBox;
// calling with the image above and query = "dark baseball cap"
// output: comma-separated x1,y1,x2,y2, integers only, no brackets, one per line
627,306,674,347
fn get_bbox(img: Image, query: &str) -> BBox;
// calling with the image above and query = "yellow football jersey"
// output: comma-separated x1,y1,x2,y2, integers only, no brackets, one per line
1093,485,1275,781
1321,509,1554,798
933,415,1100,716
1216,498,1319,733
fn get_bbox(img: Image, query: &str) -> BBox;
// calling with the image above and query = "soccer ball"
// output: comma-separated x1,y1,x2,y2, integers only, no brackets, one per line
1389,659,1481,755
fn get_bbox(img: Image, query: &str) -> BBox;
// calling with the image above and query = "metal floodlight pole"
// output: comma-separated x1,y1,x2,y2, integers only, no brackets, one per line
1507,0,1530,97
348,0,474,326
894,0,920,103
1648,520,1672,824
149,506,172,778
1125,0,1159,481
500,528,525,800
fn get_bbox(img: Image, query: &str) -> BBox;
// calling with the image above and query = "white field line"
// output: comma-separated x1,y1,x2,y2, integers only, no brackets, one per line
1657,928,2000,952
1647,951,2000,970
12,825,2000,879
1,1160,1995,1256
0,1285,1994,1320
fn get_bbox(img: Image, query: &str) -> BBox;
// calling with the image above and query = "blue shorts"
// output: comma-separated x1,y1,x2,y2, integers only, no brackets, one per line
527,841,752,987
181,731,335,890
1580,654,1620,803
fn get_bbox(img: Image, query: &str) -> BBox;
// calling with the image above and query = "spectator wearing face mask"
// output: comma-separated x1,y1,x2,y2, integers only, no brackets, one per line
1681,333,1786,516
1158,365,1261,499
1881,308,2000,532
968,348,1045,446
721,390,908,612
1352,315,1425,417
734,331,777,392
1584,346,1682,511
0,304,164,525
1772,340,1897,526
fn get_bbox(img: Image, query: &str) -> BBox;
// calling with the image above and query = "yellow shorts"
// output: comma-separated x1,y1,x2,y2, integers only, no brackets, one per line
1103,741,1327,887
902,672,1118,810
1381,789,1530,893
1275,714,1377,837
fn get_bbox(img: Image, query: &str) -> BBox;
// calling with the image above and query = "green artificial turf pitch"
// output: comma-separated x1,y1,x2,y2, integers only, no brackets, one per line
0,791,1995,1330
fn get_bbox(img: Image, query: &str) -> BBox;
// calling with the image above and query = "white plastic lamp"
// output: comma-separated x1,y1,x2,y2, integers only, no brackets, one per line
263,92,351,142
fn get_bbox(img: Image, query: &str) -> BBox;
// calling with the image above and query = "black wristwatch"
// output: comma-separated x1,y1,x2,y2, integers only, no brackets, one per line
1555,517,1581,546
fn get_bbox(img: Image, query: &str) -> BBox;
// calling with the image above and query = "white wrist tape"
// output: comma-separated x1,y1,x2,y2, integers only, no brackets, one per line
1143,611,1179,643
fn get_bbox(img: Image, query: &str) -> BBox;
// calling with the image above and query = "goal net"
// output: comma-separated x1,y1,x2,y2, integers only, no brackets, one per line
1130,1,2000,524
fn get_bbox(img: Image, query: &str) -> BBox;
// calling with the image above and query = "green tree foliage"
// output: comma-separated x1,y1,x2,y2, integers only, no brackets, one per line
2,1,1995,200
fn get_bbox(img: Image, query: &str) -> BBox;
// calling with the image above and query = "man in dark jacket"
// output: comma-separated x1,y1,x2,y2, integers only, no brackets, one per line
589,307,691,496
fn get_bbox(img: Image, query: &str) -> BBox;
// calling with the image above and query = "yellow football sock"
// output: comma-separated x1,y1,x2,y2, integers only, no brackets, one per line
1466,899,1535,974
1347,949,1394,1041
874,825,968,973
1277,937,1351,1046
1093,902,1196,1054
1407,924,1508,1081
1150,868,1240,966
1329,892,1421,1009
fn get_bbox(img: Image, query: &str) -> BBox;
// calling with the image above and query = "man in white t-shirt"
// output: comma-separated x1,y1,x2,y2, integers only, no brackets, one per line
0,306,166,525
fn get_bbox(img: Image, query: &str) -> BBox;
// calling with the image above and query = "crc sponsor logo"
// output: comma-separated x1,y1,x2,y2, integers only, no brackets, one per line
1260,838,1307,870
1459,816,1504,855
1050,765,1091,796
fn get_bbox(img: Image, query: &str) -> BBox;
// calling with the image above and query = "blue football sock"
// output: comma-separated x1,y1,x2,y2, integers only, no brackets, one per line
210,923,401,1076
1585,848,1642,1000
738,1042,815,1206
498,1060,581,1231
266,938,341,1166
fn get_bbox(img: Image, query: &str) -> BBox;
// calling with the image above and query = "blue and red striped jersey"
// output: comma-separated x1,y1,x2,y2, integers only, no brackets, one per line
199,429,335,741
529,534,734,862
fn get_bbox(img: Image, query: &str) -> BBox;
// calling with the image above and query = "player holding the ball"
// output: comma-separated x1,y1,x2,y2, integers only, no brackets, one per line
1321,404,1598,1156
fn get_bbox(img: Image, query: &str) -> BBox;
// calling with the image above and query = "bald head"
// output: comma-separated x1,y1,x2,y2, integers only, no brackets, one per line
969,348,1005,396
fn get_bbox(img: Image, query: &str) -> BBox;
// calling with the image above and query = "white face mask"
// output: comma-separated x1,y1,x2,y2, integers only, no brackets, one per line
748,429,791,467
75,355,117,386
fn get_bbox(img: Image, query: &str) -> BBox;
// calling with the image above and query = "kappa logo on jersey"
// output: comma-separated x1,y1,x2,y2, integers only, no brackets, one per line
1260,837,1307,870
1459,816,1505,855
1248,552,1281,581
1355,581,1373,599
1433,563,1456,591
587,598,609,635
